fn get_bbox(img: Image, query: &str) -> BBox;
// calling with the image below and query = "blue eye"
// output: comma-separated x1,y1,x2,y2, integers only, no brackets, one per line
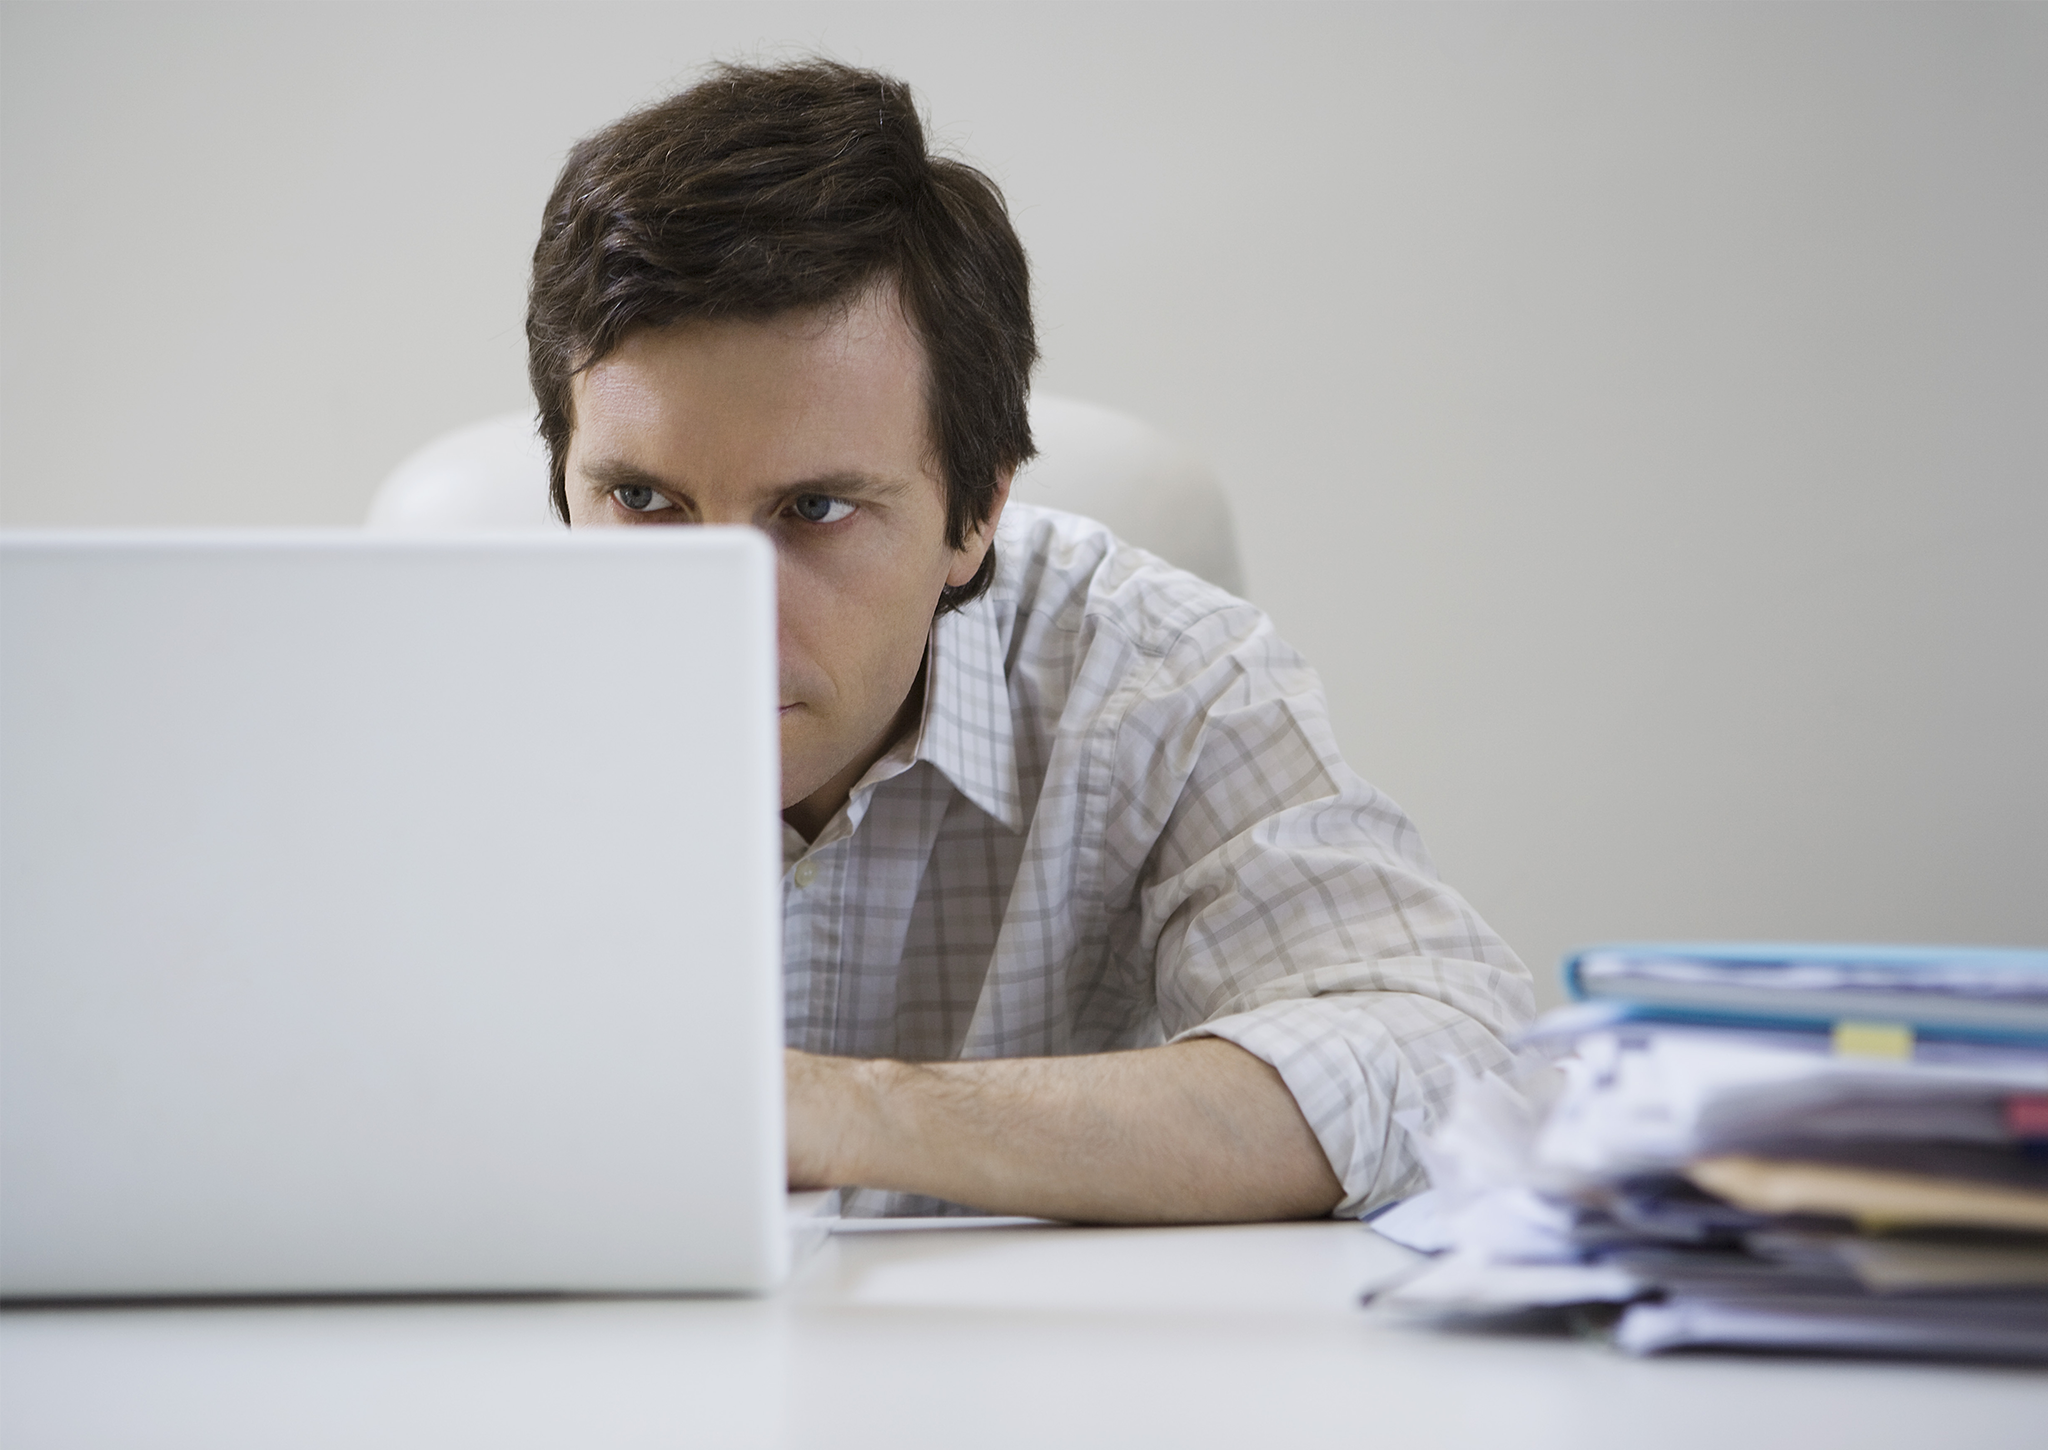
613,485,675,513
791,495,855,524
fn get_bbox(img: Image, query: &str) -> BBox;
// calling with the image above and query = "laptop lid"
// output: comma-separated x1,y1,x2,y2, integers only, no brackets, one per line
0,530,786,1296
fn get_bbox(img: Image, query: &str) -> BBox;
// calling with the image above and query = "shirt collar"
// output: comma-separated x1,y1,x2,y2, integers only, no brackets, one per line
910,591,1025,833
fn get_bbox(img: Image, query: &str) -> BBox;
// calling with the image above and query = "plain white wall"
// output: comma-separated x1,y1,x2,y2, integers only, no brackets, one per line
5,2,2044,1006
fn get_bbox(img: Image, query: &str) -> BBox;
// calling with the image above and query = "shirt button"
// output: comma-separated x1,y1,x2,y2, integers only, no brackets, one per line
792,859,818,888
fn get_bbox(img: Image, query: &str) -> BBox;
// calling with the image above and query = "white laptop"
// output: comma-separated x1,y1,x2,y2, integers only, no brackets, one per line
0,530,801,1298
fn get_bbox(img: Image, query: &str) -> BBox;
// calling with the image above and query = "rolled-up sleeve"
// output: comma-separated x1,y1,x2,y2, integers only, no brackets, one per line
1108,601,1535,1217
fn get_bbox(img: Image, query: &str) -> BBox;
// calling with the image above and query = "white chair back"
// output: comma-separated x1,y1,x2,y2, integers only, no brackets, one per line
367,394,1244,595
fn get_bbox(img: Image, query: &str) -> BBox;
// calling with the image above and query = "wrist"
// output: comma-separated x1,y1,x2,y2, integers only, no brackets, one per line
789,1050,898,1190
835,1054,905,1188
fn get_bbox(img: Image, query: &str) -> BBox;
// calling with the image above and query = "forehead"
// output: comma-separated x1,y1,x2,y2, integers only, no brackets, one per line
569,286,934,489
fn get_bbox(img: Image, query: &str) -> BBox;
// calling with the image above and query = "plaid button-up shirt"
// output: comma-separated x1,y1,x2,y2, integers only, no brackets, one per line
782,504,1534,1217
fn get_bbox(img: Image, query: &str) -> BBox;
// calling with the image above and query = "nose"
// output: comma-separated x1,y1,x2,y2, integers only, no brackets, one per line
696,501,757,527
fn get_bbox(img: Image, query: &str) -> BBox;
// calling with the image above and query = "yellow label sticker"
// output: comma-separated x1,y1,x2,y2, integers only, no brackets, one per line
1833,1020,1914,1060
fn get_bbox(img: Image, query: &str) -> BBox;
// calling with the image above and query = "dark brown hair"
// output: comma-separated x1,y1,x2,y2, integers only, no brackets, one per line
527,60,1036,607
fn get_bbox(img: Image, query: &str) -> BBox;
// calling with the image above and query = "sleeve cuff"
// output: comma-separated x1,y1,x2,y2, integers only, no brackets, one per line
1174,990,1517,1218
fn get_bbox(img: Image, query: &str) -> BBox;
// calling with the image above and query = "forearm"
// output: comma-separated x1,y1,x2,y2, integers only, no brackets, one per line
786,1038,1344,1223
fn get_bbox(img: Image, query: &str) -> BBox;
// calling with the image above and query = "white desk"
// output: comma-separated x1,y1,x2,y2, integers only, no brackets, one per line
4,1220,2043,1448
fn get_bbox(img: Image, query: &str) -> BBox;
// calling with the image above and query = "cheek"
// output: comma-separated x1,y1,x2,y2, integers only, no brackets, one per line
782,524,952,622
775,540,946,697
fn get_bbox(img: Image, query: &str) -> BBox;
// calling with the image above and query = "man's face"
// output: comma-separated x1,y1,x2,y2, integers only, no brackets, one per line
564,286,1002,829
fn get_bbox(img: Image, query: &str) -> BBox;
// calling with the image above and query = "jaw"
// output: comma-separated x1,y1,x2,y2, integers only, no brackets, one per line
777,667,927,838
777,706,830,812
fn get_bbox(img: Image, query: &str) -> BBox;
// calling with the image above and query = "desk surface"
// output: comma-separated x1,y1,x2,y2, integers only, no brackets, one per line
4,1219,2044,1449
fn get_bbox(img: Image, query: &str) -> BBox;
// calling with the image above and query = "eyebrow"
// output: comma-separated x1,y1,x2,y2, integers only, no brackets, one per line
579,458,674,498
578,457,914,504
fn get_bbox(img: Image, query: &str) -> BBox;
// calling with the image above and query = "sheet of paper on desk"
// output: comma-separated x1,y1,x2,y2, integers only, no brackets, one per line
1614,1296,2048,1359
1364,1190,1456,1255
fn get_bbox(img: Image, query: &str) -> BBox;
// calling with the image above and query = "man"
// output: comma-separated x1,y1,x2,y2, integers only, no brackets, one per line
527,60,1533,1222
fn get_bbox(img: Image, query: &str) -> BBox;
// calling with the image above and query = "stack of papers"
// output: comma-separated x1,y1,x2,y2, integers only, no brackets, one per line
1371,943,2048,1360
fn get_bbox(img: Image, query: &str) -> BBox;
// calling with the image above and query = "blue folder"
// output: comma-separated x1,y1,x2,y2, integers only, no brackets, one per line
1560,942,2048,1046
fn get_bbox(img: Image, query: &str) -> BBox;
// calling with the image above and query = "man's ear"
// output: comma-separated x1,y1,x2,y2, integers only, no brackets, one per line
945,468,1013,589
